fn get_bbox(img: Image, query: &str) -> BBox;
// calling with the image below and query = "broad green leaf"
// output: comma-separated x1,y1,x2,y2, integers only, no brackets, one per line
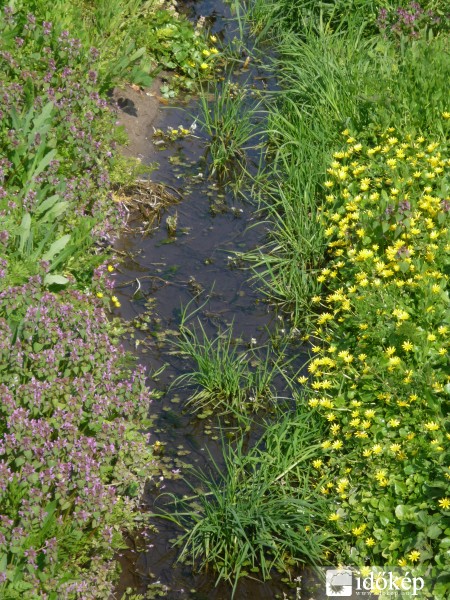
30,101,55,135
129,46,146,62
427,524,443,539
42,234,71,262
44,274,69,286
31,148,57,180
35,194,60,215
40,201,69,223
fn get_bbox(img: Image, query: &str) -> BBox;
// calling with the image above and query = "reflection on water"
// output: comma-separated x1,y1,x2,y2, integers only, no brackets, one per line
113,2,308,598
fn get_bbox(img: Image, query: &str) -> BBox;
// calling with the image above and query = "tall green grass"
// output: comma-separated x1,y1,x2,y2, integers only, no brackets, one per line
196,79,263,183
245,17,450,327
171,304,284,423
161,410,331,595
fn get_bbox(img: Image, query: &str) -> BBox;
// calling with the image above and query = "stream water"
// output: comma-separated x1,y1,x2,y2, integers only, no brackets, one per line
113,2,309,598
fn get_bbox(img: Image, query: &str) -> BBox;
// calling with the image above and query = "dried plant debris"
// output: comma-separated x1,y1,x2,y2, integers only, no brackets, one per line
114,180,182,234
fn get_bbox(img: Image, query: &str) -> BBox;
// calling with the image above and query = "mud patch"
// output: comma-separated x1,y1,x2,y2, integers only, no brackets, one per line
112,79,167,160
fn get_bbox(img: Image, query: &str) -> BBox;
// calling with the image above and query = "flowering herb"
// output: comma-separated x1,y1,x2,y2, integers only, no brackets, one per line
307,126,450,598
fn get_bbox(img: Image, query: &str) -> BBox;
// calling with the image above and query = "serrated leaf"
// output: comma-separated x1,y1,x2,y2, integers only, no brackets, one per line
35,194,60,215
32,148,57,180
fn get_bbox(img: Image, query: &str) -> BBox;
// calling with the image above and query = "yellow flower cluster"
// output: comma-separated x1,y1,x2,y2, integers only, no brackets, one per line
308,128,450,567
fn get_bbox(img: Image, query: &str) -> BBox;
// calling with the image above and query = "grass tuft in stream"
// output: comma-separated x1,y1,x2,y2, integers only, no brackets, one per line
170,303,284,424
160,409,331,596
197,79,263,184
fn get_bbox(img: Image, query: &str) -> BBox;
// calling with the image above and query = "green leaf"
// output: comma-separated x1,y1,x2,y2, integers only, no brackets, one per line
129,46,146,62
31,149,57,180
44,274,69,286
35,194,61,215
42,234,71,262
427,524,443,539
18,213,31,253
30,101,55,134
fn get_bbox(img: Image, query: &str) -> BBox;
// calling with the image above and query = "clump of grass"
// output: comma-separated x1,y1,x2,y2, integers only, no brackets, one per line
170,303,283,422
197,79,263,183
160,410,331,595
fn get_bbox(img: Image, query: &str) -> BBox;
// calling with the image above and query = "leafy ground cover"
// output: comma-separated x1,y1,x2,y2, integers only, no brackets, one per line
309,129,450,596
9,0,220,96
0,2,207,596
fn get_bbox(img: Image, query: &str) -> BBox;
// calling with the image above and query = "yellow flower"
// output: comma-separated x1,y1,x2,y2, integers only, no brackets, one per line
352,524,367,536
407,550,420,563
210,35,217,42
388,419,400,428
111,296,119,303
200,62,209,70
313,459,323,469
385,346,396,356
202,49,210,57
424,421,439,431
402,340,413,352
329,512,341,521
398,558,407,567
439,498,450,510
365,537,375,547
96,292,103,298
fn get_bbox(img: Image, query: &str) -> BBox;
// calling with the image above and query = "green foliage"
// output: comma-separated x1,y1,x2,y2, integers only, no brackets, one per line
9,0,216,93
171,304,281,424
244,0,448,39
0,12,123,291
306,130,450,598
161,410,332,595
243,14,450,327
197,80,262,182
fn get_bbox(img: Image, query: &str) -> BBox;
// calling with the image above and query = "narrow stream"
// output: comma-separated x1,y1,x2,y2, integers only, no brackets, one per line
113,2,309,598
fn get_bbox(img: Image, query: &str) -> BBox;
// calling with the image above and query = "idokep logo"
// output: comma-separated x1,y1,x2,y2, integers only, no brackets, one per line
326,569,353,597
